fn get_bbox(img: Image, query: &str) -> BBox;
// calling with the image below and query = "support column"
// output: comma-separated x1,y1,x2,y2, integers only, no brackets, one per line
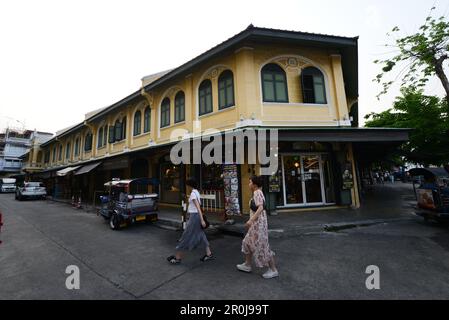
347,143,360,209
235,47,258,121
330,54,350,125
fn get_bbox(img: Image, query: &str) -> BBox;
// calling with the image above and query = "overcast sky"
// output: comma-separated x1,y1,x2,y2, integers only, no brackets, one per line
1,0,448,134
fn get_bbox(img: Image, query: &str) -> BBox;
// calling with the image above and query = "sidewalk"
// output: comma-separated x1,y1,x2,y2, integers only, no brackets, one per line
156,182,418,237
47,182,418,238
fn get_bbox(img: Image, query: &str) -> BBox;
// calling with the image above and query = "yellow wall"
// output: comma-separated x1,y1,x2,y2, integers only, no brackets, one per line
33,42,352,171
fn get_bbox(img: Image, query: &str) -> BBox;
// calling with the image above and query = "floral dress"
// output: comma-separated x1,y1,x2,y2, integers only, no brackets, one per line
241,189,275,268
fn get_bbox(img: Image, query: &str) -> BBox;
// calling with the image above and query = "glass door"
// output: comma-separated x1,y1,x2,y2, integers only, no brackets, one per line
282,155,304,205
282,154,325,206
301,155,324,204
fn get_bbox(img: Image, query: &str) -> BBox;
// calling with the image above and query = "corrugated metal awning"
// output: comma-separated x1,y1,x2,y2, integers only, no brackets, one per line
74,162,102,175
56,166,81,176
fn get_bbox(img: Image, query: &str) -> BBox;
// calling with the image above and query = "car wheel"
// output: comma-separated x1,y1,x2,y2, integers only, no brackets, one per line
109,214,122,230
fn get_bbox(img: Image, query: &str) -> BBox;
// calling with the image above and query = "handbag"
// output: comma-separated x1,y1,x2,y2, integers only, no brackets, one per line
201,214,210,229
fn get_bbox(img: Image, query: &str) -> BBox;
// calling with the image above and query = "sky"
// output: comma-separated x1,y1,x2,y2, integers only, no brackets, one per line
1,0,448,134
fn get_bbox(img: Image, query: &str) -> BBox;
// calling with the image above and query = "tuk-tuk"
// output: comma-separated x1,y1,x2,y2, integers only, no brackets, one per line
99,178,159,230
409,168,449,222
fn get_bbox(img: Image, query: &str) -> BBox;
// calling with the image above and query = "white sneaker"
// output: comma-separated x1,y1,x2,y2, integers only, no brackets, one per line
262,269,279,279
236,263,252,273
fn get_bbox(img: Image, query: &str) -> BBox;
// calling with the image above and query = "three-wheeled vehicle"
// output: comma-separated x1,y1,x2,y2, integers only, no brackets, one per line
409,167,449,222
99,178,159,230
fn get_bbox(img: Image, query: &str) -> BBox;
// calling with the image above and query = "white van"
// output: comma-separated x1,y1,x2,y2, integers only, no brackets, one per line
0,178,17,193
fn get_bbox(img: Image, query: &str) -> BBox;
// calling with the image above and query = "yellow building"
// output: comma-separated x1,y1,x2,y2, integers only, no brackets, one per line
23,25,409,215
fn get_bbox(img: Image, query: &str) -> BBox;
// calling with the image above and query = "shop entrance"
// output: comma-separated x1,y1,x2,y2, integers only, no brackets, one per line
281,154,326,206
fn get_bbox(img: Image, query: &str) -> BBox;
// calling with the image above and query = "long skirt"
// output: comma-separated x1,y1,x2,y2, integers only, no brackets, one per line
242,211,275,268
176,212,209,251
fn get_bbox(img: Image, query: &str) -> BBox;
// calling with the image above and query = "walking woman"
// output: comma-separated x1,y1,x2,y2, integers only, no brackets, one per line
167,178,214,264
237,175,279,279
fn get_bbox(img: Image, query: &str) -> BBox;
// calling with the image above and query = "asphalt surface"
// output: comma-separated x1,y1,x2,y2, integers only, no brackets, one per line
1,189,449,300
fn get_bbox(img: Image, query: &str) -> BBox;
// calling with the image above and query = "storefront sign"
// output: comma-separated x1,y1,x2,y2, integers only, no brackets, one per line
223,163,241,215
268,173,281,193
342,161,354,189
100,157,129,170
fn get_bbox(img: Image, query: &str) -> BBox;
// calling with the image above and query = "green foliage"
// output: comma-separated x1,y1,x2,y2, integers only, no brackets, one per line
374,7,449,100
365,88,449,166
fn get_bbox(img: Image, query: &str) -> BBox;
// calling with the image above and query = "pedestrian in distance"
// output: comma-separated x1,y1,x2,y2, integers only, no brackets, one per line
167,178,214,264
237,175,279,279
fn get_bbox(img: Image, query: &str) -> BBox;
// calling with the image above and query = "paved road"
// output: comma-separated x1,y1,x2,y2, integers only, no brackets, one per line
1,191,449,299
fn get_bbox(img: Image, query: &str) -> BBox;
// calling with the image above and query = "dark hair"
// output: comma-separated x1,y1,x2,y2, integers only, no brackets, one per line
186,178,198,189
249,175,263,188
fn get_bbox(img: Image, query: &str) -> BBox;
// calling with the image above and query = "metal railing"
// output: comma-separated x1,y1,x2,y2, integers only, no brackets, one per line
199,189,224,213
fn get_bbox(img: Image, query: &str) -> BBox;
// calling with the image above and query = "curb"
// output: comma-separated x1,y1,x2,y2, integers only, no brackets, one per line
216,217,416,238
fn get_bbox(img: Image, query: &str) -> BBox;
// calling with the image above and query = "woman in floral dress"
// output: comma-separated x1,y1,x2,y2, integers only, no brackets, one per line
237,175,279,279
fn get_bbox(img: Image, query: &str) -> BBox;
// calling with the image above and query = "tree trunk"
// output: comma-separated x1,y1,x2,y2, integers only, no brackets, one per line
434,55,449,104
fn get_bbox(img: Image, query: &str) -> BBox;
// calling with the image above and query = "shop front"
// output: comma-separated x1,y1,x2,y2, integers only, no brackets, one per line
280,153,336,207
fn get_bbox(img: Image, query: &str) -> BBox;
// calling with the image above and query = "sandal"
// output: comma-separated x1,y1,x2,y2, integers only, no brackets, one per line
200,254,215,262
167,255,181,264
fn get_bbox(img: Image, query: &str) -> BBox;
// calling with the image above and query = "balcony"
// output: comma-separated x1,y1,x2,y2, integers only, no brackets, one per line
23,162,43,172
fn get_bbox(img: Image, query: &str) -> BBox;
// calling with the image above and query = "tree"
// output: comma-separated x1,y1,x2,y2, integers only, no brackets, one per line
374,7,449,105
365,88,449,166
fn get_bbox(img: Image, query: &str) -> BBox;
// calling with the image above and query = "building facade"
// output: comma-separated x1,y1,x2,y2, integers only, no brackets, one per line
0,128,52,178
22,26,409,214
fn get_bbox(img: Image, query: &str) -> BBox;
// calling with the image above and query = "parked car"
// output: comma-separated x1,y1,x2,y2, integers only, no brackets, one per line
0,178,16,193
15,182,47,200
99,178,159,230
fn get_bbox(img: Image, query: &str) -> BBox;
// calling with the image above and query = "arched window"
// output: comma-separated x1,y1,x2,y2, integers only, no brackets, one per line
175,91,185,123
134,110,141,136
161,98,170,128
44,151,50,164
65,142,71,160
122,117,127,140
144,106,151,133
114,119,122,142
103,125,108,146
199,79,213,115
84,132,92,152
58,145,63,161
74,138,80,156
301,67,326,104
261,63,288,103
52,147,56,162
98,127,104,148
218,70,234,109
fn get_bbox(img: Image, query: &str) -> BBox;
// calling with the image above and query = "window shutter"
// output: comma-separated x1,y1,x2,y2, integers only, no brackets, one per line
109,126,115,143
122,117,127,140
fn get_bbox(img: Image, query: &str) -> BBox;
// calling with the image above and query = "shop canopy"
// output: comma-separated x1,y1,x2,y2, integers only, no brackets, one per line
74,162,102,175
409,168,449,179
56,166,81,177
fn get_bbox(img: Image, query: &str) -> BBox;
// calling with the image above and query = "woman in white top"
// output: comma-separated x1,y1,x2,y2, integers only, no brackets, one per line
167,178,214,264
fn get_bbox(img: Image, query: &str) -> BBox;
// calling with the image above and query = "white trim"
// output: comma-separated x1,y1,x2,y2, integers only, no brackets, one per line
263,102,329,107
235,119,263,128
198,105,236,120
160,121,186,131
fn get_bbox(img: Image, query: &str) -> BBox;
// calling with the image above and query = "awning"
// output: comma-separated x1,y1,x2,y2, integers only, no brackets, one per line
409,168,449,178
278,127,411,142
56,166,81,177
74,162,102,175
